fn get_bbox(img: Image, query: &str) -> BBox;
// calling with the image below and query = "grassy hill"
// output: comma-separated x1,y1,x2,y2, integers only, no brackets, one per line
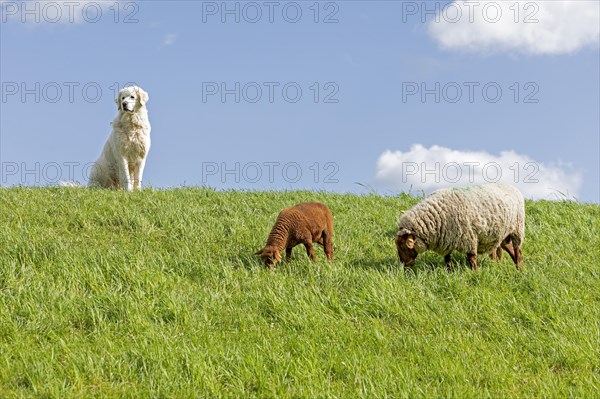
0,187,598,398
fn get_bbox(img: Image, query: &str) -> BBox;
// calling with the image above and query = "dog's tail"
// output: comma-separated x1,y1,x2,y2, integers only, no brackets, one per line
59,181,84,188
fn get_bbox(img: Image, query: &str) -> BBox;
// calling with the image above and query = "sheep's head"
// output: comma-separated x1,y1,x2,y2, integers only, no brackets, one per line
254,247,282,268
395,229,419,268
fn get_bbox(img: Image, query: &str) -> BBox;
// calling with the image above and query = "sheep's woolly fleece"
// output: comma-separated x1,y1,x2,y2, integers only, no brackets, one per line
398,183,525,256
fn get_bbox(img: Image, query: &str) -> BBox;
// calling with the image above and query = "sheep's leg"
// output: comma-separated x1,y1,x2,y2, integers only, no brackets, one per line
466,253,478,271
445,254,452,271
286,247,293,260
490,246,503,261
509,235,523,271
323,230,333,261
502,242,516,259
501,238,522,270
514,247,523,271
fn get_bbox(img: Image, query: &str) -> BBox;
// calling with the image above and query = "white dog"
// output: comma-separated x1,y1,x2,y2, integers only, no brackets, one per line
88,86,151,191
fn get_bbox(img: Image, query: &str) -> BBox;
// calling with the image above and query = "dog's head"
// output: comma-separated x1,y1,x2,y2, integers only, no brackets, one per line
115,86,149,113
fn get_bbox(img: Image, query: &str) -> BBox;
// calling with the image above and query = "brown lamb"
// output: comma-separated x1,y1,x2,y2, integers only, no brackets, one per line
255,202,334,268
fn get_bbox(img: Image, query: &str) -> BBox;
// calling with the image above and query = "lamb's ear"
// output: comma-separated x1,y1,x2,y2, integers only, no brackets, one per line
254,249,263,255
406,235,415,249
137,87,149,105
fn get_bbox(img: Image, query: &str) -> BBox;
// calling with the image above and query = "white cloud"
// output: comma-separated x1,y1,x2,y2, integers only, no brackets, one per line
163,33,177,46
375,144,582,200
428,1,600,55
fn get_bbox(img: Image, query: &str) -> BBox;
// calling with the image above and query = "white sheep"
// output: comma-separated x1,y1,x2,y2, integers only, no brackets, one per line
395,183,525,271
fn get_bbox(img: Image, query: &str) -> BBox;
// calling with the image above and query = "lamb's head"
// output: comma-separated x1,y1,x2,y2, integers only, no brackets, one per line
395,228,420,268
255,246,282,268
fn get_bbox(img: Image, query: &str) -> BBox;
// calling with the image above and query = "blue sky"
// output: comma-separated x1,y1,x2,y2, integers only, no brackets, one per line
1,1,599,202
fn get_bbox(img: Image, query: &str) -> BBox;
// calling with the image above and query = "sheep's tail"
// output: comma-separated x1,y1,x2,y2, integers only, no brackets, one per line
513,188,526,245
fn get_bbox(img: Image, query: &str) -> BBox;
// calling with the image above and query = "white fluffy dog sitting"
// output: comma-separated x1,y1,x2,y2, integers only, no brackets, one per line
88,86,151,191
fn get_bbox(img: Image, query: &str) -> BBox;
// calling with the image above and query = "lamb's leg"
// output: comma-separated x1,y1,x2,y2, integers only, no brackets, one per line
303,240,316,261
323,230,333,261
445,254,452,271
466,253,478,271
286,247,292,260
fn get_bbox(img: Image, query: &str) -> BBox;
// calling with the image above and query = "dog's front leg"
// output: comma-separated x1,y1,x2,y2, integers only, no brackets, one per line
133,158,146,190
118,158,133,191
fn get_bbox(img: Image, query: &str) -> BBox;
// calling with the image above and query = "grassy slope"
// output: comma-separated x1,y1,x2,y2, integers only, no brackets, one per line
0,188,598,398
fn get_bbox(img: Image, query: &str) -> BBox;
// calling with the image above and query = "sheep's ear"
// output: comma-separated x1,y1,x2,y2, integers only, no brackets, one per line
254,249,263,255
274,251,282,261
406,235,415,249
398,228,411,237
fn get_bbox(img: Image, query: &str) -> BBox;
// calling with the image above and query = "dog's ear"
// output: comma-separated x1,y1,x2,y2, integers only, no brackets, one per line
274,250,281,262
137,87,149,106
115,94,121,110
254,249,263,256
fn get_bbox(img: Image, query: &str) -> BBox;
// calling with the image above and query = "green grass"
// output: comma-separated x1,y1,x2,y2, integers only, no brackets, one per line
0,187,598,398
